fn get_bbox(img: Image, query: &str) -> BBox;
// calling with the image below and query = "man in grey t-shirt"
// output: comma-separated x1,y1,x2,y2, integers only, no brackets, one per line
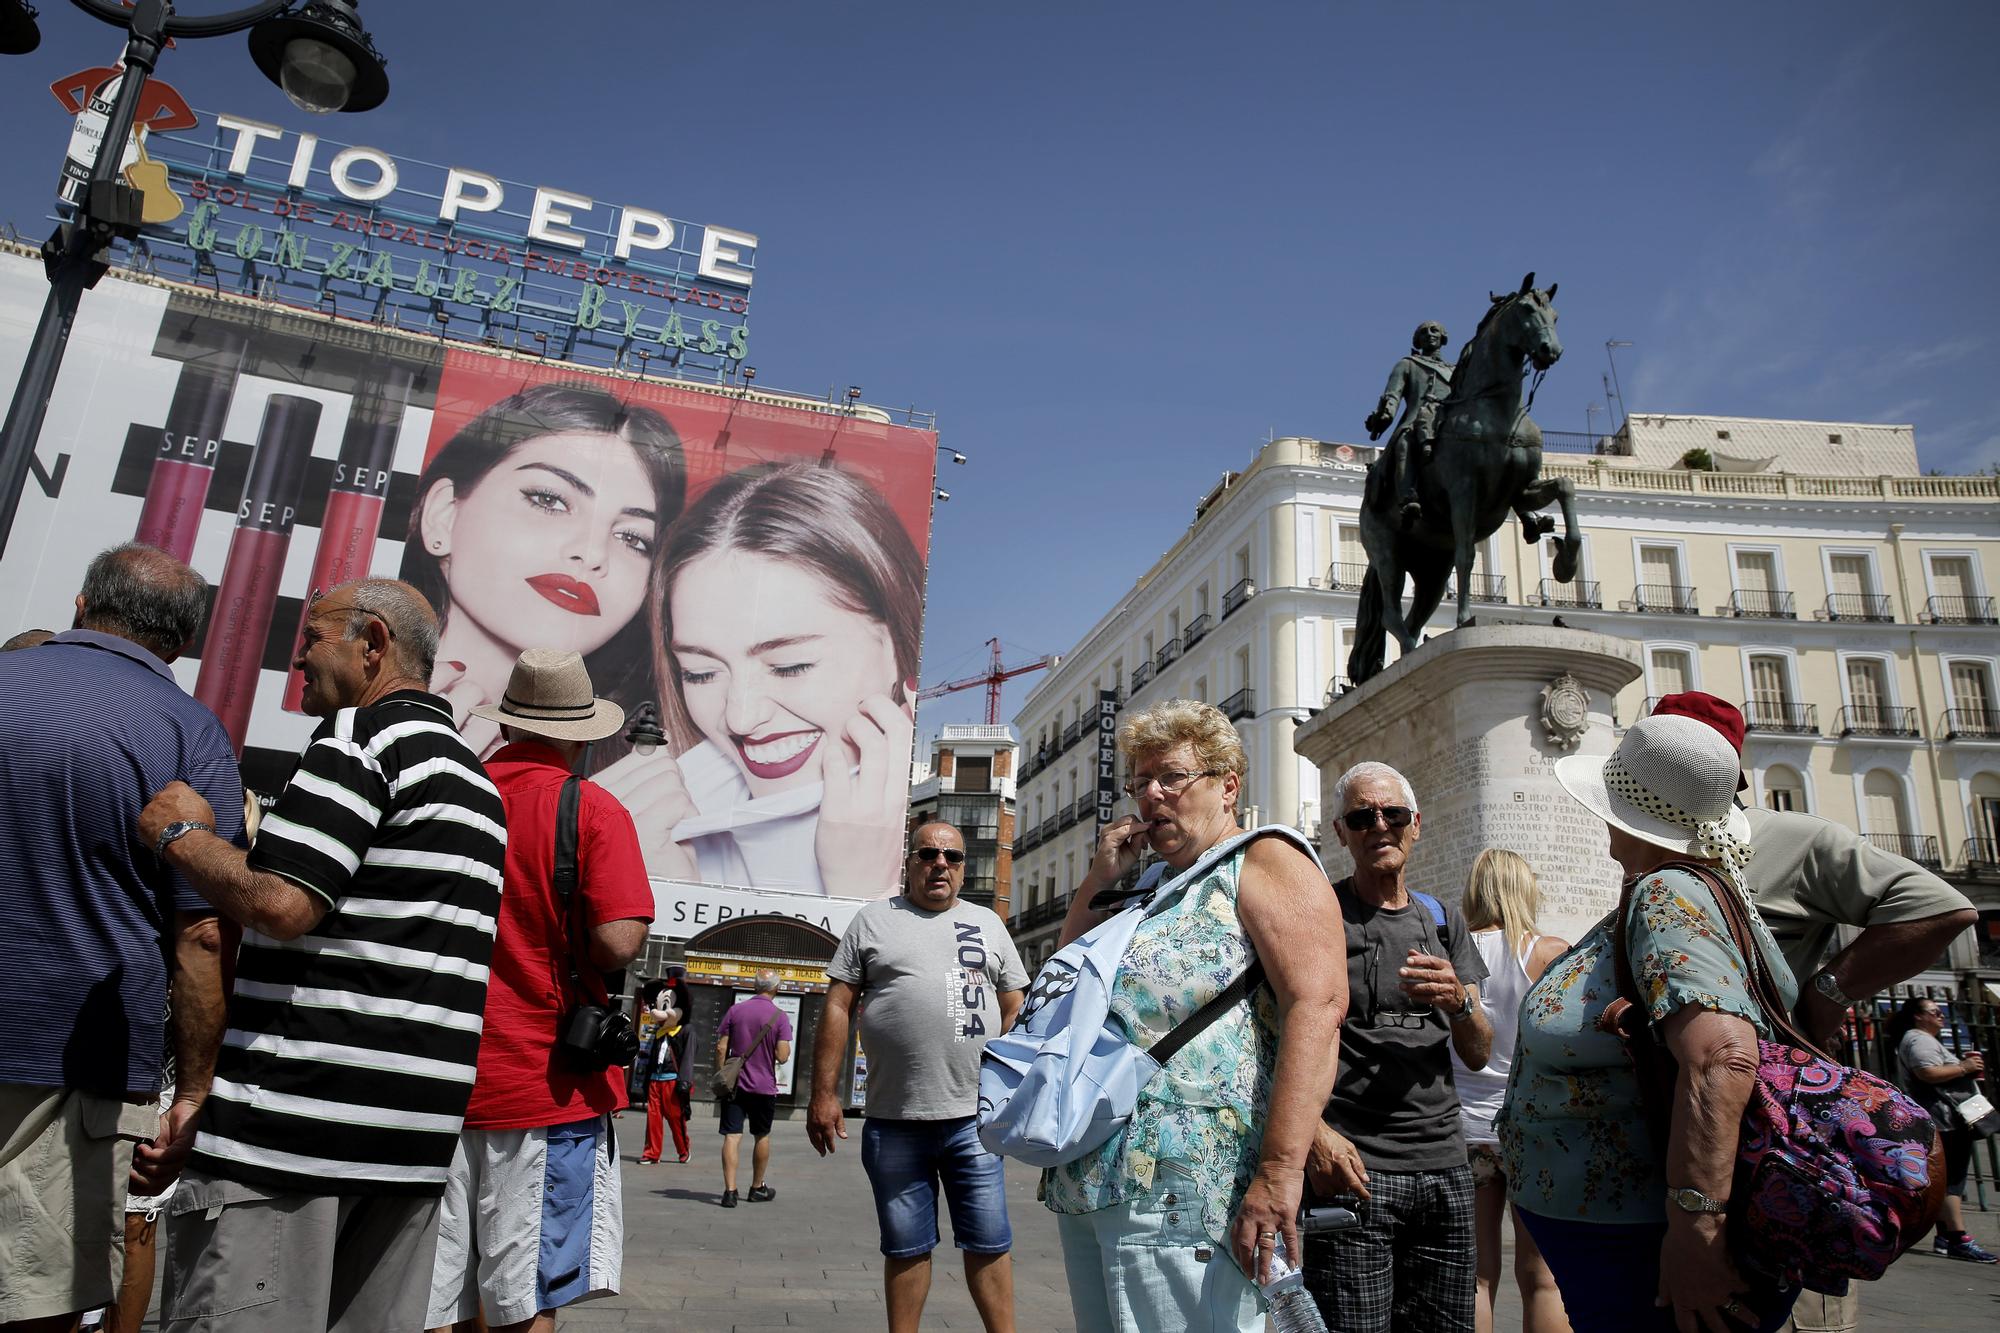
808,820,1028,1333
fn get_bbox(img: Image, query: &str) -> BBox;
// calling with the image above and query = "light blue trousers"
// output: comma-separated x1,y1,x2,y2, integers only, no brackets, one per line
1054,1161,1262,1333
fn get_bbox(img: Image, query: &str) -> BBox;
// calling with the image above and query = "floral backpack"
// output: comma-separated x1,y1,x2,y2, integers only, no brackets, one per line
1603,861,1947,1294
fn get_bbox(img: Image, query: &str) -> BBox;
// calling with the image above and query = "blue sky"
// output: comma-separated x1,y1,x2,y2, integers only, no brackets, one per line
3,2,1995,733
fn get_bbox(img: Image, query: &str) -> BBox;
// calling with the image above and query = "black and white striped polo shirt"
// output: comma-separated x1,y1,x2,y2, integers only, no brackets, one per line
191,690,507,1196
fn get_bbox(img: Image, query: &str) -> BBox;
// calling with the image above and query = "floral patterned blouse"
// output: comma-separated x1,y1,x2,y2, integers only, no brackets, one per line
1496,864,1796,1224
1043,841,1279,1257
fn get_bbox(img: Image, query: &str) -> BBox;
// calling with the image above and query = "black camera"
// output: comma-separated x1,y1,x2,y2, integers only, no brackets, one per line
558,1004,640,1072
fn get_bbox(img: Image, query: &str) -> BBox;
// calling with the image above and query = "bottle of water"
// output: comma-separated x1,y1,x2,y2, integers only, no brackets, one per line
1261,1233,1330,1333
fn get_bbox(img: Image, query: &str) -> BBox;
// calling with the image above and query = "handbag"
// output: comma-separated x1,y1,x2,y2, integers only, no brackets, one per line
712,1010,781,1100
1947,1089,1999,1138
975,825,1321,1168
1604,861,1947,1294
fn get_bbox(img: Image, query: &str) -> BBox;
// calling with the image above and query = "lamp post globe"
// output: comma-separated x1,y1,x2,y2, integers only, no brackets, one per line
248,0,388,114
0,0,41,56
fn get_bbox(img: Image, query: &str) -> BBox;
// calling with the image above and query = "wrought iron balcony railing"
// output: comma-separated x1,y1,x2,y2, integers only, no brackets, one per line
1837,705,1918,738
1221,687,1256,722
1824,593,1894,622
1155,639,1182,671
1743,700,1818,734
1628,583,1700,615
1865,833,1941,869
1942,708,2000,740
1925,595,1997,625
1537,578,1602,610
1325,561,1370,592
1183,613,1211,647
1961,838,2000,878
1727,589,1797,619
1129,661,1153,694
1223,577,1256,618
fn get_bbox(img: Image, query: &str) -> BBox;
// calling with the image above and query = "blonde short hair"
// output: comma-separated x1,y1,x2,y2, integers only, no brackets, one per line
1117,698,1248,780
1461,848,1542,956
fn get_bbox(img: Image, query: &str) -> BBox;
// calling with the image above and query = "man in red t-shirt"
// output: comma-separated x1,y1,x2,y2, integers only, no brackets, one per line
425,650,653,1333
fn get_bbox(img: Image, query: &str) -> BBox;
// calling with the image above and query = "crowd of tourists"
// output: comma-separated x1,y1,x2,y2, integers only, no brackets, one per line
1,541,1994,1333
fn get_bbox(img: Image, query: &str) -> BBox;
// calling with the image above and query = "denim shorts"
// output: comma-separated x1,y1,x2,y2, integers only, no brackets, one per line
859,1116,1012,1258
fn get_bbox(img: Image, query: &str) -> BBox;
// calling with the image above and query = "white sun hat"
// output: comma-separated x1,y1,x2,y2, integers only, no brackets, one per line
1554,713,1753,872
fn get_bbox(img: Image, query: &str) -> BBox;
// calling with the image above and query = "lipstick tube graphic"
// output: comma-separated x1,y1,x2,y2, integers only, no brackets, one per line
195,395,320,751
134,329,250,561
282,366,418,713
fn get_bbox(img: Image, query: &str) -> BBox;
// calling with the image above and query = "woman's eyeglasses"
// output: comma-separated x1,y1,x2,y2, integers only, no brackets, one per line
1341,805,1414,832
912,847,966,865
1122,768,1221,800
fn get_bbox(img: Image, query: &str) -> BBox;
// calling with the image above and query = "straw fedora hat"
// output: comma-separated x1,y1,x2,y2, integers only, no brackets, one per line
1554,713,1752,867
470,648,626,743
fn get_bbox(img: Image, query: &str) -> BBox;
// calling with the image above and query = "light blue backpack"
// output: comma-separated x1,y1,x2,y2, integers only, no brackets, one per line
975,825,1323,1168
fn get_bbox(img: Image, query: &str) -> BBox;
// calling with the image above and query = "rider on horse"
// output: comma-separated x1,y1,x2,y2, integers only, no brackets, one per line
1365,320,1454,531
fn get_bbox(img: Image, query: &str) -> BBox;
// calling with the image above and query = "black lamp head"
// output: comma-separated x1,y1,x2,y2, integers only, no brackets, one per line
0,0,41,57
249,0,389,114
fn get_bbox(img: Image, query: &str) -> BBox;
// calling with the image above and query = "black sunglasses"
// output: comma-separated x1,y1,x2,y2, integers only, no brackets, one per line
1341,805,1415,832
912,847,966,865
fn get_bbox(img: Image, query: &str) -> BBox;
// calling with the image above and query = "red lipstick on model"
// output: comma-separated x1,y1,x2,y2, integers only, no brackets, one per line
734,728,822,781
133,328,249,561
525,573,602,617
194,394,320,752
283,366,420,713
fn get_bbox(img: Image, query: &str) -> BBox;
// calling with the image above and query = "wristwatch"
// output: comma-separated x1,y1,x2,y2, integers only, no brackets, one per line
1668,1186,1728,1215
1448,988,1477,1022
1811,970,1855,1009
154,820,212,860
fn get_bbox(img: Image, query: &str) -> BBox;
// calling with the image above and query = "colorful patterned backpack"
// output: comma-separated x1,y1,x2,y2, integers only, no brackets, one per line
1604,861,1946,1294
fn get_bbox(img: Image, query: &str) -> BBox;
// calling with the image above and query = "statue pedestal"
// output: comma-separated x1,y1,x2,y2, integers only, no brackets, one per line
1293,624,1642,943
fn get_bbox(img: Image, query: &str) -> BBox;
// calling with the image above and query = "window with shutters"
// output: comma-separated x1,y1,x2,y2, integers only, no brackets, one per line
1863,770,1909,838
1950,660,1994,714
1763,764,1806,814
1929,556,1974,602
1649,648,1692,698
1750,655,1792,705
1828,553,1872,597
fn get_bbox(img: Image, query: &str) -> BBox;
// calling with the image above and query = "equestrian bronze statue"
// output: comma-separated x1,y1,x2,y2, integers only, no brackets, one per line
1346,273,1583,685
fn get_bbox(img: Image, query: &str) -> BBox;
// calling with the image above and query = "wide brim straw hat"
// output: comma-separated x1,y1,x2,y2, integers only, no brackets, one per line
1554,713,1752,868
470,647,626,743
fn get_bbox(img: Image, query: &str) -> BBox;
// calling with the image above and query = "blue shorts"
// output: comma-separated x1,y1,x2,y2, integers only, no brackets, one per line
860,1116,1012,1259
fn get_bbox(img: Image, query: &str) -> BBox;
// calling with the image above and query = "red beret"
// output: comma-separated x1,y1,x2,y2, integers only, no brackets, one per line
1650,691,1749,791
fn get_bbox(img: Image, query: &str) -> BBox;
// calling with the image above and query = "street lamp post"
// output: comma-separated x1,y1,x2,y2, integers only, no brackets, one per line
0,0,389,558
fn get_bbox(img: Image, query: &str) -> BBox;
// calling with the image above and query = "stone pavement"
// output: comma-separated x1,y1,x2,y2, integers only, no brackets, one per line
591,1108,2000,1332
126,1106,2000,1329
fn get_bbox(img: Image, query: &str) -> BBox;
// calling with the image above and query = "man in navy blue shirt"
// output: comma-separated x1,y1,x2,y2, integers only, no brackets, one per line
0,544,245,1330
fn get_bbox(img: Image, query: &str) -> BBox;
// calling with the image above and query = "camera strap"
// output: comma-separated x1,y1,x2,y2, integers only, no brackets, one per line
554,775,622,1007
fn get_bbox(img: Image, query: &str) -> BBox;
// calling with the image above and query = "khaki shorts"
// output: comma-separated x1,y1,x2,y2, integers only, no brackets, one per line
0,1082,157,1323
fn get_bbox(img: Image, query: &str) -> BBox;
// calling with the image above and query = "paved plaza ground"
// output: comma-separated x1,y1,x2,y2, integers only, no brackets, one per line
124,1106,2000,1329
583,1109,2000,1333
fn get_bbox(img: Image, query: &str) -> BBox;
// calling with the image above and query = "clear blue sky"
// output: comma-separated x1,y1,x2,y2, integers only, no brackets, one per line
3,2,1995,733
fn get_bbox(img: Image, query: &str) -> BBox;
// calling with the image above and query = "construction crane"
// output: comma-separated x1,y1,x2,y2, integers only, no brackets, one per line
916,638,1057,726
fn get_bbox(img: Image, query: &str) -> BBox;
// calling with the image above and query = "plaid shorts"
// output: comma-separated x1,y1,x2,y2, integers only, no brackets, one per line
1303,1164,1475,1333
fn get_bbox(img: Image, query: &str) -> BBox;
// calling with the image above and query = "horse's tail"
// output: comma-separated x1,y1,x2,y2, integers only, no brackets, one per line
1348,570,1388,684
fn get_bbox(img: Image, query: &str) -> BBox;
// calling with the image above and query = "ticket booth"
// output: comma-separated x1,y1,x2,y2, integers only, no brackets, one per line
680,917,856,1118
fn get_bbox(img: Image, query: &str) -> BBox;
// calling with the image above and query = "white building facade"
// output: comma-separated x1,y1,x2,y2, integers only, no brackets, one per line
1008,420,2000,978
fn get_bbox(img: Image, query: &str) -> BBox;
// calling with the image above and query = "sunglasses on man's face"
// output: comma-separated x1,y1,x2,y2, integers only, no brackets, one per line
1341,805,1415,832
912,847,966,865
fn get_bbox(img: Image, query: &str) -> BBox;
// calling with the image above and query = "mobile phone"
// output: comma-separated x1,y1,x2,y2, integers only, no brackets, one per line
1299,1203,1361,1233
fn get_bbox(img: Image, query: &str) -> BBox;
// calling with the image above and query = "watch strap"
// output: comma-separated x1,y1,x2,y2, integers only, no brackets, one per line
155,820,212,860
1811,970,1854,1009
1669,1185,1727,1214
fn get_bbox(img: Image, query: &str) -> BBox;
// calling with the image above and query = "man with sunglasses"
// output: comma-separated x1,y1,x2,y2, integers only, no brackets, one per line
809,821,1029,1333
1303,762,1491,1333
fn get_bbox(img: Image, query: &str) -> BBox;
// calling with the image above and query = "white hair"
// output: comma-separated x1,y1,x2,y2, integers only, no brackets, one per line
1334,761,1418,813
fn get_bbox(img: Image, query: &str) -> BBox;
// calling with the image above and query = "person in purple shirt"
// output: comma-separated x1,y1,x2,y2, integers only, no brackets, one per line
714,970,794,1208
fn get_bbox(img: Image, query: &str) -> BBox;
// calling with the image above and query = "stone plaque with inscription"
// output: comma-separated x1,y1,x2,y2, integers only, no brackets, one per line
1294,624,1643,945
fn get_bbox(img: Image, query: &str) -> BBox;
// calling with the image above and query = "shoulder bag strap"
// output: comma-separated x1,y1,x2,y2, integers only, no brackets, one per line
554,776,620,1007
1144,826,1318,1067
1670,861,1829,1063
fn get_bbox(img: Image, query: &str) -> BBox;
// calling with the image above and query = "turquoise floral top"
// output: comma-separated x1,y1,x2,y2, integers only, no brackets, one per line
1496,865,1796,1224
1043,843,1279,1256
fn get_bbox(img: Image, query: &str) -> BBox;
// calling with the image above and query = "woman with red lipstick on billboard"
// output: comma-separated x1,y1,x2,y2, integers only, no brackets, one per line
597,462,924,899
402,382,687,758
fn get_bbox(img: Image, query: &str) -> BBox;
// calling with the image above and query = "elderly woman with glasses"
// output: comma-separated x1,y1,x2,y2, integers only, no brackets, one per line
1043,699,1347,1333
1497,714,1800,1332
1889,996,1995,1263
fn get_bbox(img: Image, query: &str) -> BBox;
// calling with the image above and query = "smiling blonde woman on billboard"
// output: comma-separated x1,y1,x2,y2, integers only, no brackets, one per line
404,382,687,758
596,462,923,898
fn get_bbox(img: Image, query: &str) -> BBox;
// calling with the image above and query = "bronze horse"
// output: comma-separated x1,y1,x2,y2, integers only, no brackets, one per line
1346,274,1583,684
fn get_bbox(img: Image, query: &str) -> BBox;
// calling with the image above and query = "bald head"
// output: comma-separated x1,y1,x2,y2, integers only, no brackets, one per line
335,578,440,680
754,969,781,995
74,544,209,661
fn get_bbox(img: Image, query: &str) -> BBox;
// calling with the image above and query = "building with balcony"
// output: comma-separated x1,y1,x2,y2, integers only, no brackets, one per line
1007,417,2000,976
906,725,1019,915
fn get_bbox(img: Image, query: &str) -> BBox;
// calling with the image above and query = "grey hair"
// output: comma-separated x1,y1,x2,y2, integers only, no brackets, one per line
1334,761,1419,813
76,544,209,658
753,969,781,995
335,579,440,679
